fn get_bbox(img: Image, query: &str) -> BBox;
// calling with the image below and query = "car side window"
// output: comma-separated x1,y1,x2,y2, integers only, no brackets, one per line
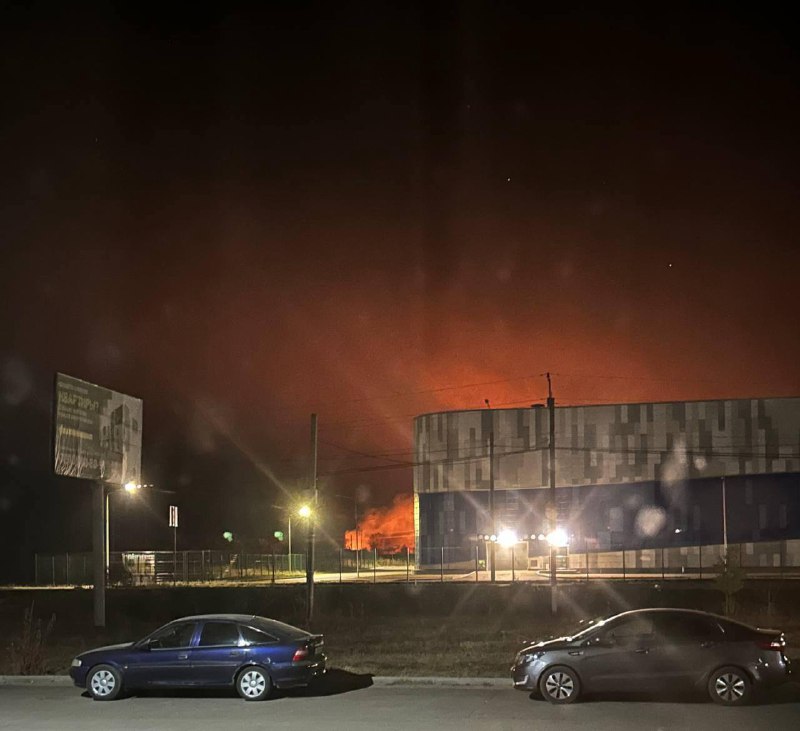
606,616,654,643
653,614,722,642
198,622,241,647
150,622,196,649
239,626,278,646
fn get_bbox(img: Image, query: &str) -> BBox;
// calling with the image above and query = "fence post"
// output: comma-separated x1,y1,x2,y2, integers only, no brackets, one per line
66,553,71,585
622,549,626,580
699,545,703,580
440,546,444,582
511,546,515,582
661,547,665,580
52,555,56,586
585,541,590,582
271,553,276,584
373,548,377,584
406,546,411,582
475,545,479,582
339,549,343,583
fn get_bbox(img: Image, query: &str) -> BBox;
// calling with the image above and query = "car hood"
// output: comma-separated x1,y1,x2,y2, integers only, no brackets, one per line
79,642,135,658
518,636,576,654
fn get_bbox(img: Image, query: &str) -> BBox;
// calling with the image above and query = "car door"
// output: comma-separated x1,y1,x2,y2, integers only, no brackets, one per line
126,621,197,687
189,621,248,685
578,614,660,693
648,613,725,688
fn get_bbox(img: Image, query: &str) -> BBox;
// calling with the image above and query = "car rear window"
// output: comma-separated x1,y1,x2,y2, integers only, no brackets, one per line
251,617,310,641
239,625,278,645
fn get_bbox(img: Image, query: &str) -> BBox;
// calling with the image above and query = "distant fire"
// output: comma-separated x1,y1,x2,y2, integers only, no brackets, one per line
344,492,414,553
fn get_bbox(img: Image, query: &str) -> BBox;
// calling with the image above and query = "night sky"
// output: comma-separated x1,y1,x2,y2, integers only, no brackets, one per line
1,2,798,581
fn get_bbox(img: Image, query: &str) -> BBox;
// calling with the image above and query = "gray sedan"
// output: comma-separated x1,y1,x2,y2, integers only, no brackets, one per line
511,608,791,705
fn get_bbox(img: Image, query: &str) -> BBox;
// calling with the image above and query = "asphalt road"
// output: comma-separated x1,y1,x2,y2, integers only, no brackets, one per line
1,682,799,731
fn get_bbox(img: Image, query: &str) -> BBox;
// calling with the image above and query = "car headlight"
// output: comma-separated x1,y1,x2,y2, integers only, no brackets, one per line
516,651,545,665
71,658,82,668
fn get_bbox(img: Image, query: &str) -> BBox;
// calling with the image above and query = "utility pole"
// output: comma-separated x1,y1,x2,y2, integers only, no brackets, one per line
92,481,106,627
547,372,557,614
489,430,496,583
306,413,318,627
721,476,728,557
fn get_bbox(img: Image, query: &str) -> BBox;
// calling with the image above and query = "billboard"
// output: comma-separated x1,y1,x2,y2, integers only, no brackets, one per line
53,373,142,485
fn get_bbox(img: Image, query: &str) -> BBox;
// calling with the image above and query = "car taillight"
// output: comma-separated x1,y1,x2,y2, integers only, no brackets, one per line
292,647,309,662
756,638,784,651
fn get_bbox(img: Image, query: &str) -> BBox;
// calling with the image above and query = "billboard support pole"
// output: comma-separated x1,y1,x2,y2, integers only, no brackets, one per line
305,414,318,628
93,481,106,628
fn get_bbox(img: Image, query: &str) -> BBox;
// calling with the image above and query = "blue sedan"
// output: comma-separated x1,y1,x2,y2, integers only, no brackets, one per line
69,614,326,701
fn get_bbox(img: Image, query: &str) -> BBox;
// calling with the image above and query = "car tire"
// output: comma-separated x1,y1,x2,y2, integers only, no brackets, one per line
236,666,272,701
707,666,752,706
539,665,581,704
87,664,123,701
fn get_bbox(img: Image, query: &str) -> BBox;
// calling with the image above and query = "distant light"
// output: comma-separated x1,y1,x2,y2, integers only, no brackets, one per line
489,534,497,543
546,529,569,548
538,533,546,541
298,505,312,518
674,528,682,534
124,481,140,493
497,529,518,548
223,531,234,542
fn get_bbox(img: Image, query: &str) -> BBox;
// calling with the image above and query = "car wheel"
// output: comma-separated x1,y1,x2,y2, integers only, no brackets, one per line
539,665,581,704
236,666,272,701
87,664,123,701
708,666,752,706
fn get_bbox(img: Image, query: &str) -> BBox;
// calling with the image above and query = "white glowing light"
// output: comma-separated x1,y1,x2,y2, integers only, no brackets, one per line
546,528,569,548
297,505,312,518
124,481,140,493
497,529,518,548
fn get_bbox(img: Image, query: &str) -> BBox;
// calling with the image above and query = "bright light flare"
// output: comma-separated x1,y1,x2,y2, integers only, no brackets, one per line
297,505,312,518
497,529,518,548
124,481,140,494
546,528,569,547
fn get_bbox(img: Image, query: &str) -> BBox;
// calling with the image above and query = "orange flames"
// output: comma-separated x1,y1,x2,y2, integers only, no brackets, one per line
344,492,414,553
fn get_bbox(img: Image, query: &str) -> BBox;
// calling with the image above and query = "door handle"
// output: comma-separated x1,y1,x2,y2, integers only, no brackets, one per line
229,651,242,657
568,651,583,656
177,653,189,660
634,648,649,654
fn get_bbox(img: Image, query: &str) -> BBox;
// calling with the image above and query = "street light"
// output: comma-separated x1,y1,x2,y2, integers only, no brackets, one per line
297,504,312,518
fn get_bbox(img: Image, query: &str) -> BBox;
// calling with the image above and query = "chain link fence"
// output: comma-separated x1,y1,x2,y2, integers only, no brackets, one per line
32,539,800,585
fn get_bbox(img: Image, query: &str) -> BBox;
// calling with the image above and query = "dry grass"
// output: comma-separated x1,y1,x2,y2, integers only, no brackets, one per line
7,603,56,675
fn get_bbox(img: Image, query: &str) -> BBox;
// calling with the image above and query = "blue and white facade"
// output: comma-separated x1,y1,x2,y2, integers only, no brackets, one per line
413,398,800,565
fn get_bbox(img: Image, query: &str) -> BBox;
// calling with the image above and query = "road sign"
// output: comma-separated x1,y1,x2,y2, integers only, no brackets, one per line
169,505,179,528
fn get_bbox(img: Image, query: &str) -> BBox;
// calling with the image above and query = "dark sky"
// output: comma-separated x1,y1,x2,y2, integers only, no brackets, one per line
1,2,799,580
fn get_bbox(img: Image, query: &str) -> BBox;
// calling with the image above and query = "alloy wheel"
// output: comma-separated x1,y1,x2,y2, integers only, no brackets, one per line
90,669,116,697
545,671,574,700
714,672,746,703
240,670,267,698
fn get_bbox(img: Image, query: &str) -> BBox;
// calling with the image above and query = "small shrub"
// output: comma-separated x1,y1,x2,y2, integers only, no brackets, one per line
713,553,745,617
8,602,56,675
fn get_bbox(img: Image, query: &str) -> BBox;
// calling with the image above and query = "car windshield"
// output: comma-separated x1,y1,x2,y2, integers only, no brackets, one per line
565,616,610,640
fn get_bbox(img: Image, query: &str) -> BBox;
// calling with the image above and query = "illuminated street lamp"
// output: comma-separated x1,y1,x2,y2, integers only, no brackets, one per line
297,504,312,518
497,529,518,548
546,528,569,548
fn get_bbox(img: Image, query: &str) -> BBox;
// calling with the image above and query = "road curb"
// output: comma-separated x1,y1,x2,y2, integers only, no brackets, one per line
0,674,510,689
372,676,509,688
0,675,74,686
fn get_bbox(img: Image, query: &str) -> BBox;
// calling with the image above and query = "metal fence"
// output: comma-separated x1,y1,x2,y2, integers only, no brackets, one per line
33,539,800,586
34,551,308,586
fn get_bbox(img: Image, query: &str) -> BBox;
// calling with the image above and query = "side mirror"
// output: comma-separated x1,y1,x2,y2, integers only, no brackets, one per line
137,639,153,651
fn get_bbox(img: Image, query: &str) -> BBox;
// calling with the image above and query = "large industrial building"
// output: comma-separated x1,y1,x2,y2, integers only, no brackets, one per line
413,397,800,570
